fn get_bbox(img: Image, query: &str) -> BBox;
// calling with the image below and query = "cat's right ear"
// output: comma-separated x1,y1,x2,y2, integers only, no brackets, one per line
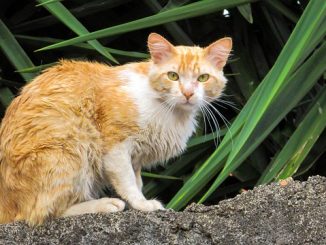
204,37,232,70
148,33,175,64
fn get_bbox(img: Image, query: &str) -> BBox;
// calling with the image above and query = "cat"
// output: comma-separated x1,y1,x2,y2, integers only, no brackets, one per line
0,33,232,225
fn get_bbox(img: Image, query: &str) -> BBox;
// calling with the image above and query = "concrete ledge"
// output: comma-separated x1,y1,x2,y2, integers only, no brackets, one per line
1,176,325,244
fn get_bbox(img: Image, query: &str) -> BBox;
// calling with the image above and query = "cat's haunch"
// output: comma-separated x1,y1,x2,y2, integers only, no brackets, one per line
0,33,232,225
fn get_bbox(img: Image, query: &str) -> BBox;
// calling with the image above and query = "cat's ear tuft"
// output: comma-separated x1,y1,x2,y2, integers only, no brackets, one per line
148,33,175,64
204,37,232,70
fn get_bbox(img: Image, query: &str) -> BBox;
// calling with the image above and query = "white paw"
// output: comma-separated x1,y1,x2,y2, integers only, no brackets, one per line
96,198,125,213
130,199,164,212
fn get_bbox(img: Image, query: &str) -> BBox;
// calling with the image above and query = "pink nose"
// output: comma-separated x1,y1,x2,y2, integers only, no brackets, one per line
182,91,194,100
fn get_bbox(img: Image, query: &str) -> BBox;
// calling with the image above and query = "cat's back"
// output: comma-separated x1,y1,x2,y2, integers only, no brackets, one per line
21,60,111,99
0,60,112,156
2,60,114,118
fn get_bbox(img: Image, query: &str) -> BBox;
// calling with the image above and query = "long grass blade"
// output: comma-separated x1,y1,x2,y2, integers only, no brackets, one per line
167,36,326,210
16,62,57,73
0,88,15,108
237,3,253,23
199,40,326,204
264,0,299,23
226,0,325,169
13,0,131,33
144,147,209,198
141,172,182,180
259,87,326,183
16,35,149,59
36,0,118,63
0,19,35,81
36,0,257,51
187,128,227,149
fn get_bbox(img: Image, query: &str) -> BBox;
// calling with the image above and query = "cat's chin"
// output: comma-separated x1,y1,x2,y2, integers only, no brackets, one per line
176,102,198,112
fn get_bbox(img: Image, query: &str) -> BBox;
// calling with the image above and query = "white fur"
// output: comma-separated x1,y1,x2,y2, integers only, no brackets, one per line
102,63,227,212
120,67,198,168
103,140,164,211
63,198,125,217
101,61,228,212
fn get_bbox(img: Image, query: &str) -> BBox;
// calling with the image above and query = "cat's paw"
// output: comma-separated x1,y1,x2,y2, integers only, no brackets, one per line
96,198,125,213
130,199,164,212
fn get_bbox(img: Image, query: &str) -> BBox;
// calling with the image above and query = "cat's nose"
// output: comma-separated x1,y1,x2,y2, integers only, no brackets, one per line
182,91,194,100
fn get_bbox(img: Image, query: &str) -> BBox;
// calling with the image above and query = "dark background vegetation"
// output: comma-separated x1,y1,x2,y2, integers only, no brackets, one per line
0,0,325,209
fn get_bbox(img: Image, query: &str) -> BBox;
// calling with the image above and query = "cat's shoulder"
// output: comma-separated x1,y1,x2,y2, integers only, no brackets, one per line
45,59,111,74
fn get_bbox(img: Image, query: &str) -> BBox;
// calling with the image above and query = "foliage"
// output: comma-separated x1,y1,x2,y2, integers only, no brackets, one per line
0,0,325,209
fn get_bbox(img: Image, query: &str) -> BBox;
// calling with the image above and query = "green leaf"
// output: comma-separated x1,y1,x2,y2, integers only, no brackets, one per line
166,128,241,210
36,0,118,63
144,147,209,198
233,0,324,157
237,3,253,23
36,0,257,51
294,131,326,177
0,78,23,88
264,0,299,23
13,0,131,33
167,27,326,210
16,35,149,59
260,5,289,46
36,0,62,7
0,87,15,108
187,128,227,148
144,0,193,45
166,77,265,210
259,87,326,183
16,62,57,73
141,172,182,180
200,40,326,204
0,19,35,82
221,0,326,185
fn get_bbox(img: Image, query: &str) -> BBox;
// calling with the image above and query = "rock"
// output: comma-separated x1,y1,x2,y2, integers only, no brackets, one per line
0,176,325,244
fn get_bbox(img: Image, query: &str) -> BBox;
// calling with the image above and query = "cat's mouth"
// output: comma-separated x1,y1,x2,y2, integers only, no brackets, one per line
182,100,195,105
177,100,198,111
158,96,198,111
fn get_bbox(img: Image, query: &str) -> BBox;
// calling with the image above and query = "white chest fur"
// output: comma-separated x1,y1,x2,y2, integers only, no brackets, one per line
120,69,197,167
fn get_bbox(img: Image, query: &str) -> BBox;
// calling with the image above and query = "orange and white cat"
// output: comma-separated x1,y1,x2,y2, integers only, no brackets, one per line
0,33,232,225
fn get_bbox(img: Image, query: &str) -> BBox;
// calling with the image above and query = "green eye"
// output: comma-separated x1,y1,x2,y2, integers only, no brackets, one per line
167,72,179,81
198,74,210,82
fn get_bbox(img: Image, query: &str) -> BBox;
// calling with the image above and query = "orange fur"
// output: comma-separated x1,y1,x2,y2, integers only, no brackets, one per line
0,61,138,225
0,33,232,225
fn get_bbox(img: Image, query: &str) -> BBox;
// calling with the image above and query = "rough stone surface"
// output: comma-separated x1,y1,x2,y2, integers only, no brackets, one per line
0,176,325,244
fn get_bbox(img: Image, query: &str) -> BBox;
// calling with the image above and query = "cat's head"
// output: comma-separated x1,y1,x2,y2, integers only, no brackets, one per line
148,33,232,112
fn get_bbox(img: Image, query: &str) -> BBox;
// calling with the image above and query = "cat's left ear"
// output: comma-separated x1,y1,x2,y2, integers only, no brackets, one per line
148,33,175,64
204,37,232,70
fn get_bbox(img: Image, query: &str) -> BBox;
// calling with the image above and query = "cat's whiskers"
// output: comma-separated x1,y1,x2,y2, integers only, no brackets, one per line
210,101,228,110
206,94,239,111
202,98,234,148
203,99,231,128
216,99,239,111
197,106,208,139
200,101,220,147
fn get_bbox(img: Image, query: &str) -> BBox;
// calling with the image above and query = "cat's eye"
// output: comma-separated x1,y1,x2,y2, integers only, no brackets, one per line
197,74,210,82
167,72,179,81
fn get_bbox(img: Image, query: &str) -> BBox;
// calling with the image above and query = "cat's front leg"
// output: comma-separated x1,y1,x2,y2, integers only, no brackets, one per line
133,164,143,191
103,141,164,211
